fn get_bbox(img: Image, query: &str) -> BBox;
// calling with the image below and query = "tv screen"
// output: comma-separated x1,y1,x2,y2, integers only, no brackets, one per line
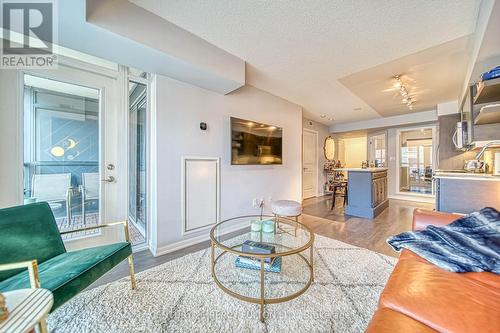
231,117,282,165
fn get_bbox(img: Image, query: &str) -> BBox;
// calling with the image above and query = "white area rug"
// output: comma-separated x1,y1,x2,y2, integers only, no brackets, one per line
48,235,397,333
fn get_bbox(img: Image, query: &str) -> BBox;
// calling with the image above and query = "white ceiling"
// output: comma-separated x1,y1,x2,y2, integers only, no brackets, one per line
339,36,471,117
131,0,481,125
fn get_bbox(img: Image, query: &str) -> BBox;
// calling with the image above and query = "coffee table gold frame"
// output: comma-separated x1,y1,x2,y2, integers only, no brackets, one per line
209,216,315,322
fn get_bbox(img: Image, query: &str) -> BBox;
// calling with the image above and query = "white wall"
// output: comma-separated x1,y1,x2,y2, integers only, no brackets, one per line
302,119,330,195
0,70,22,207
155,76,302,252
331,110,437,133
339,136,367,168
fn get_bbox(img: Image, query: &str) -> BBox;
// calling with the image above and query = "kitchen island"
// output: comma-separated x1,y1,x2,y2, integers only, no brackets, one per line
434,171,500,214
334,168,388,219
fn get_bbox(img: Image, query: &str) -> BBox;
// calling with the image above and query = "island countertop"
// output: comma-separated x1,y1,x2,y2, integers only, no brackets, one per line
333,167,388,172
434,171,500,181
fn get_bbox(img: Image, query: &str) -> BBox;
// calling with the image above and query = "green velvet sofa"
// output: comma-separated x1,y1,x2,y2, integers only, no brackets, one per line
0,202,136,311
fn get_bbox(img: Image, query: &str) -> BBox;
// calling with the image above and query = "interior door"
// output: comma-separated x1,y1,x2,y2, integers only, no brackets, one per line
22,65,126,250
303,129,317,199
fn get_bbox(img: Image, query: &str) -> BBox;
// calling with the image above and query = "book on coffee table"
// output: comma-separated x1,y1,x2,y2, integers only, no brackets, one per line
241,240,275,255
235,256,282,273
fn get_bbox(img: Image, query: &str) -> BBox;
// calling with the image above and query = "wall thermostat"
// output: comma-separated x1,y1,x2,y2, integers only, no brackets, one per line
200,122,207,130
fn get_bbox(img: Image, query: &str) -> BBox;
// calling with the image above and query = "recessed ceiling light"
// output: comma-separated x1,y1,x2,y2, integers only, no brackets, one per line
320,114,326,118
328,117,333,121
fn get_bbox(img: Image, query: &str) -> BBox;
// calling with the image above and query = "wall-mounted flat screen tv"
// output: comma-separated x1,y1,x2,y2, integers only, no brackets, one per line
231,117,282,165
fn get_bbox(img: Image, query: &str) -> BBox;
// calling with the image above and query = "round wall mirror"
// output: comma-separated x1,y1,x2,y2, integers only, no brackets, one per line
324,136,335,161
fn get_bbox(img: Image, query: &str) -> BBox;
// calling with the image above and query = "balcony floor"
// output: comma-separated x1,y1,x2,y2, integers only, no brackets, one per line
56,213,146,245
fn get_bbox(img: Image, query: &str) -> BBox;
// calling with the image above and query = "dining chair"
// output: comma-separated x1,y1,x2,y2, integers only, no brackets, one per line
331,180,348,209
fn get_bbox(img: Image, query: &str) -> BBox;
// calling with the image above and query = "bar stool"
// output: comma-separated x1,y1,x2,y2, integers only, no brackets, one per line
331,180,348,209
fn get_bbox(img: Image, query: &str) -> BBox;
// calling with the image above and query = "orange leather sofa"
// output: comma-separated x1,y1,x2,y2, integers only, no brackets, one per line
366,209,500,333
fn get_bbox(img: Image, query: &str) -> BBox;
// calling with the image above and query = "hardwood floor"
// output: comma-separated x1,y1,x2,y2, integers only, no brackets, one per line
90,240,211,288
92,196,433,288
301,196,434,257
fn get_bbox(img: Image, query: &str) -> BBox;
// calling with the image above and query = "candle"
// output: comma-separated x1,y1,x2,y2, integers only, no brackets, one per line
261,220,275,233
250,219,262,232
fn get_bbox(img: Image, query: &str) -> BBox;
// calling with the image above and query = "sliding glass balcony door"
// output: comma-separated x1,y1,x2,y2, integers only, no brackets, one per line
23,75,101,233
21,64,150,248
21,65,134,248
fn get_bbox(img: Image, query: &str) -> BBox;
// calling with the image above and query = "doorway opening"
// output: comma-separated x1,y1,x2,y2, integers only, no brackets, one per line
397,127,435,196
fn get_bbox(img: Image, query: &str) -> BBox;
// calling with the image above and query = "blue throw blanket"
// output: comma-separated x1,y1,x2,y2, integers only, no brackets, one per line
387,207,500,273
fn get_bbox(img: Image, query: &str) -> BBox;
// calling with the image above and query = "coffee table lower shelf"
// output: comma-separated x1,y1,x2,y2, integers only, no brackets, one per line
210,241,314,322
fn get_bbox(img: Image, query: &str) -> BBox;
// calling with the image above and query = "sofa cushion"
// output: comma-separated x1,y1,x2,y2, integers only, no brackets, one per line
366,308,437,333
0,242,131,310
399,249,500,289
379,251,500,333
412,208,460,231
0,202,66,281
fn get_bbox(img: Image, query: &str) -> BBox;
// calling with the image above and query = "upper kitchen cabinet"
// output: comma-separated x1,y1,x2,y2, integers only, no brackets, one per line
470,73,500,142
474,76,500,106
473,76,500,126
459,70,500,145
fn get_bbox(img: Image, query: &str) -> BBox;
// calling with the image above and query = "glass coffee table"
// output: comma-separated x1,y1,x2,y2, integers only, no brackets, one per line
210,215,314,322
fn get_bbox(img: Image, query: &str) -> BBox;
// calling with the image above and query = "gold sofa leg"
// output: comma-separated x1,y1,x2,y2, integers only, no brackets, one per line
128,255,137,290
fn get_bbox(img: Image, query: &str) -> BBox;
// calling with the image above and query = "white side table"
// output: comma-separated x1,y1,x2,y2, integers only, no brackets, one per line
0,289,53,333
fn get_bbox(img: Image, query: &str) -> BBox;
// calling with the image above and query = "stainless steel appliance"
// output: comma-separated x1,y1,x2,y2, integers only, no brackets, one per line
453,121,469,149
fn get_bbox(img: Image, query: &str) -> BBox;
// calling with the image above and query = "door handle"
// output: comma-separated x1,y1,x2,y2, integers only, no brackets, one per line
101,176,115,183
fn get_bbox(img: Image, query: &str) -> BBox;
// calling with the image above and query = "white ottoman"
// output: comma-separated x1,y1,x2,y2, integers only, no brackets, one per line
271,200,302,235
271,200,302,218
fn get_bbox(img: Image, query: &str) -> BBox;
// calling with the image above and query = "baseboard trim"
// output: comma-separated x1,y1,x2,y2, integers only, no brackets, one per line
132,242,151,254
153,233,210,257
388,194,435,204
152,221,248,257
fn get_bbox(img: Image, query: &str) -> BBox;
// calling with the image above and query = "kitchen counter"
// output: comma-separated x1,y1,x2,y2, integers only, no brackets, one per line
333,167,388,172
434,171,500,214
434,171,500,181
341,169,388,219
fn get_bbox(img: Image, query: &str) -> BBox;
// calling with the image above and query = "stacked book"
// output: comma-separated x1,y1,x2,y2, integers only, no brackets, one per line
235,240,282,273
